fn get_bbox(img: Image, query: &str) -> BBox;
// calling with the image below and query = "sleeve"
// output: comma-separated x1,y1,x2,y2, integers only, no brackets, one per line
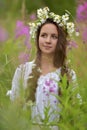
6,61,35,101
70,69,82,105
6,65,24,101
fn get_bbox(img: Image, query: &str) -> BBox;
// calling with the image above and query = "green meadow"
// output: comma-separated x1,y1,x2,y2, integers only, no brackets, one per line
0,1,87,130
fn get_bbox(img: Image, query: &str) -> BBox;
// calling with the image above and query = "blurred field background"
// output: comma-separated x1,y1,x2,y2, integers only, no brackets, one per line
0,0,87,130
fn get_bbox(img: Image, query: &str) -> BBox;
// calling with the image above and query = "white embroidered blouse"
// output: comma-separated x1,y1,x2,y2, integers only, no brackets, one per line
7,60,81,123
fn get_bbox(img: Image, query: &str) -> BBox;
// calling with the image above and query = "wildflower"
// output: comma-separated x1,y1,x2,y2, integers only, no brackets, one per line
18,52,29,64
76,1,87,21
29,13,36,20
68,40,78,49
15,20,29,38
0,27,9,42
62,13,69,25
29,7,77,39
15,20,30,48
82,28,87,43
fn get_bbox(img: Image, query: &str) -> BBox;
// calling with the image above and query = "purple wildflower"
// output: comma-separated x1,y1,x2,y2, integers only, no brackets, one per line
68,40,78,49
29,13,36,20
25,36,31,49
15,20,31,49
0,27,9,42
15,20,29,38
82,28,87,43
16,20,23,28
18,52,30,64
76,1,87,21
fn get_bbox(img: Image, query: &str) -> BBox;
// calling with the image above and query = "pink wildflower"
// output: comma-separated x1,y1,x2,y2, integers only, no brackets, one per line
82,28,87,43
18,52,29,64
68,40,78,49
0,27,9,42
76,1,87,21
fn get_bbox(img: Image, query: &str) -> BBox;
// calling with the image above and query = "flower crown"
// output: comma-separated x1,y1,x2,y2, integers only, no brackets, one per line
29,7,79,39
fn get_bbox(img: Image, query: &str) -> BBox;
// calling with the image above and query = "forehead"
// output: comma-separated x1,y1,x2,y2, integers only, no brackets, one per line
40,23,58,34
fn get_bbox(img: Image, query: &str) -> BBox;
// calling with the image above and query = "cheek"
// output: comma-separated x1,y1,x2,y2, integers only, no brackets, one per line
38,37,43,49
39,37,43,46
39,37,41,43
53,40,58,48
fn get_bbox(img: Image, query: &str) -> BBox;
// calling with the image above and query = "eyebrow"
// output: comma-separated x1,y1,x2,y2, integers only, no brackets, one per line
51,33,58,36
40,32,58,35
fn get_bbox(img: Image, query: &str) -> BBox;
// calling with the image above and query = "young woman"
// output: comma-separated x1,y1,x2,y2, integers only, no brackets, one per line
7,7,81,128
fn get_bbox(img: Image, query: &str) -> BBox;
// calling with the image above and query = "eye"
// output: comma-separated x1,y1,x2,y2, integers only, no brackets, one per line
40,33,47,38
52,35,58,39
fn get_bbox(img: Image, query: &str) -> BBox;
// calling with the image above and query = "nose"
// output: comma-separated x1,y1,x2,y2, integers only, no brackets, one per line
45,36,51,44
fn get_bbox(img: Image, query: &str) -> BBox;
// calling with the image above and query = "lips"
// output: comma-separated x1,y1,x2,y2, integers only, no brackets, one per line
44,45,52,49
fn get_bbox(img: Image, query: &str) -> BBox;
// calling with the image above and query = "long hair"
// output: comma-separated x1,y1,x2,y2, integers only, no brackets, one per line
26,18,69,102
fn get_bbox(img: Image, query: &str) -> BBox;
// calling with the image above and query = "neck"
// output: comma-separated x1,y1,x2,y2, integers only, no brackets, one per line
41,54,54,67
40,54,57,75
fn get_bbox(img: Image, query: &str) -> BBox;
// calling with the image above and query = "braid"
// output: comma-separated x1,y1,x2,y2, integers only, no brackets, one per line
26,58,41,102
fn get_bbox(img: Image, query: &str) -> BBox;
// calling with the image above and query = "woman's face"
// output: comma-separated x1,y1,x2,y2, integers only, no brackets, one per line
39,23,58,56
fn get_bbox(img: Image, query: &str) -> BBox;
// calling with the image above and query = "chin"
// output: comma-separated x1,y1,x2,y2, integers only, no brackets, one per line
42,51,54,55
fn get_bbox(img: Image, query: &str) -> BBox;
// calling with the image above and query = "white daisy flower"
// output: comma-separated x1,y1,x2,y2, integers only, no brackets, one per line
29,7,78,39
62,13,69,21
75,32,79,36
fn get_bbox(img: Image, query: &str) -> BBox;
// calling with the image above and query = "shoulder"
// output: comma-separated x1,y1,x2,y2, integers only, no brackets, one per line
17,60,35,71
19,60,35,68
13,60,36,78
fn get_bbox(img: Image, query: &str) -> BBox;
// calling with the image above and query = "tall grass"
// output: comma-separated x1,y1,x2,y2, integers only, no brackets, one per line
0,13,87,130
